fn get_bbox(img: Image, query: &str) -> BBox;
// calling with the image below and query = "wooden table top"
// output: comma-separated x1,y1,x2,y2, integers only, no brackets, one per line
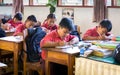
0,36,23,43
42,46,80,55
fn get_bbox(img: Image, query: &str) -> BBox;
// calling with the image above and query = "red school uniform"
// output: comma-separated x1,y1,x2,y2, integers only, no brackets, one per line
40,30,75,60
42,21,57,31
13,24,25,36
7,19,23,28
83,26,110,39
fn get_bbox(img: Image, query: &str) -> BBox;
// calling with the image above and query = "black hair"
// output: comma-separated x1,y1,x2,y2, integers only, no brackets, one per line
14,12,22,20
59,18,75,31
27,15,37,22
100,19,112,32
47,13,56,19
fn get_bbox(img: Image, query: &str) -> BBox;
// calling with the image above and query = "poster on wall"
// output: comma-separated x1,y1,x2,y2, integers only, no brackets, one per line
62,8,74,22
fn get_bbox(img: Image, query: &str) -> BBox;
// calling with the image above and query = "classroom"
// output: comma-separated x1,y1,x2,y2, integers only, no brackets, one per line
0,0,120,75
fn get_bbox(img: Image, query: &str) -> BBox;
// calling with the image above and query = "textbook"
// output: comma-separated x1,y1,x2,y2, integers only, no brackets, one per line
89,45,113,57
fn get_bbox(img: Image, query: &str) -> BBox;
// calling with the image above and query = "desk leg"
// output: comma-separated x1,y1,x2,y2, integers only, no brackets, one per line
45,60,51,75
68,55,75,75
14,50,18,75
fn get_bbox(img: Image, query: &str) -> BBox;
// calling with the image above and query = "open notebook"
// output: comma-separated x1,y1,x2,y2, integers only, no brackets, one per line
55,45,73,49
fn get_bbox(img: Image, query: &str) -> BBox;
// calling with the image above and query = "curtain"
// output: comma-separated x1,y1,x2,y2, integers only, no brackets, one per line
12,0,24,15
93,0,108,22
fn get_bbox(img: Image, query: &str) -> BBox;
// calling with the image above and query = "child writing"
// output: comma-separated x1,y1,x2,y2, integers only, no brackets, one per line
82,19,112,40
1,12,23,30
40,17,79,60
41,13,57,33
13,15,37,36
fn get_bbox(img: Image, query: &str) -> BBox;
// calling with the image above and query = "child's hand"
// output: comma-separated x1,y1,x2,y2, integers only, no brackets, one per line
67,37,79,45
98,35,106,40
58,41,66,46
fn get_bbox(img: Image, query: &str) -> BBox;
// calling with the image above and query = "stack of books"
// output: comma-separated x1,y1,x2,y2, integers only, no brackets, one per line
89,45,113,58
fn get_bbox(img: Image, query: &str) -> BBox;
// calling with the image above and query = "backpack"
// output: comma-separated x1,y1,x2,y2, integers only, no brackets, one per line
70,25,81,41
113,44,120,63
25,27,46,62
0,28,6,37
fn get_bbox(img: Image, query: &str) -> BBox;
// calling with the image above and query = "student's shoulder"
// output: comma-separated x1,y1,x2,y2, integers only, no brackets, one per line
47,30,57,36
86,27,96,32
16,24,24,29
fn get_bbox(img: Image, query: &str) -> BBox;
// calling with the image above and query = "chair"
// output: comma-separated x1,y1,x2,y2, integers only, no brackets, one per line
0,50,13,75
23,29,44,75
76,25,82,36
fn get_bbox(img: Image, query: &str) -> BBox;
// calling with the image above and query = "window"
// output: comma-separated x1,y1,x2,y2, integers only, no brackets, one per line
33,0,48,5
2,0,13,5
106,0,112,6
114,0,120,6
23,0,29,5
58,0,120,7
59,0,83,6
84,0,94,6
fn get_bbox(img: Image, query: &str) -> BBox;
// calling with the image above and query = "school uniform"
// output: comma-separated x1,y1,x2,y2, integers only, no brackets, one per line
42,21,57,31
7,19,23,28
83,26,110,39
40,29,75,60
13,24,25,36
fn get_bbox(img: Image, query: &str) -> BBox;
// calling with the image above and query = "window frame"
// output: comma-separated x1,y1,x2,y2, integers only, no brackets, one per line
0,0,48,7
0,0,120,8
57,0,120,8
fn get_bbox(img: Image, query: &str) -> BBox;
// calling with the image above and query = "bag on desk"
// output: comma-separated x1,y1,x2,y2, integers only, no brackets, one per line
25,27,46,62
113,43,120,63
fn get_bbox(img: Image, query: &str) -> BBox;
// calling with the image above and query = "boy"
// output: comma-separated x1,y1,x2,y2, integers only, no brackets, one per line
1,12,23,30
13,15,37,36
82,19,112,40
40,17,79,60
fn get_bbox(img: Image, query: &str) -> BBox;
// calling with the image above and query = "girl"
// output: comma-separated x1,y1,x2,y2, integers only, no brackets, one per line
42,13,57,33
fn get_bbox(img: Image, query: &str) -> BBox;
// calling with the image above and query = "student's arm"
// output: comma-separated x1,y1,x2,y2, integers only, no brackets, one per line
68,36,79,45
41,41,66,48
65,35,79,45
83,36,104,40
13,24,23,36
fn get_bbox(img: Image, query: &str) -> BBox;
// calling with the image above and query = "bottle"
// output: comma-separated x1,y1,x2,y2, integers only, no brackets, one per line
80,47,85,56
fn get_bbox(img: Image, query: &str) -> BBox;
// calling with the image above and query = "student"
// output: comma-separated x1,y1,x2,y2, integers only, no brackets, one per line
82,19,112,40
13,15,37,36
2,12,23,30
40,17,79,60
41,13,57,33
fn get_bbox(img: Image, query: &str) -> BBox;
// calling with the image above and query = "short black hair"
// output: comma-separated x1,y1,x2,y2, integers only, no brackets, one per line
27,15,37,22
59,18,75,31
47,13,56,19
14,12,22,20
100,19,112,32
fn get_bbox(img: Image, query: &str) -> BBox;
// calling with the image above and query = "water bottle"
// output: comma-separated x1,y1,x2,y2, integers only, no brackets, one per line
80,47,85,56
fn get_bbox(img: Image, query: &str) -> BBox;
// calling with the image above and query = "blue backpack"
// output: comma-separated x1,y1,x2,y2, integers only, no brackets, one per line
70,25,81,41
0,28,6,37
25,27,46,62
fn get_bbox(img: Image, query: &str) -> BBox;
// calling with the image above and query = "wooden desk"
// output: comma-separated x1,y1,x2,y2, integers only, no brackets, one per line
42,47,80,75
0,36,23,75
5,30,14,36
75,57,120,75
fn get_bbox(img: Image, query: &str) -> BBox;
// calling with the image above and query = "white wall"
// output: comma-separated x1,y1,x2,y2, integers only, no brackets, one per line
0,6,120,36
